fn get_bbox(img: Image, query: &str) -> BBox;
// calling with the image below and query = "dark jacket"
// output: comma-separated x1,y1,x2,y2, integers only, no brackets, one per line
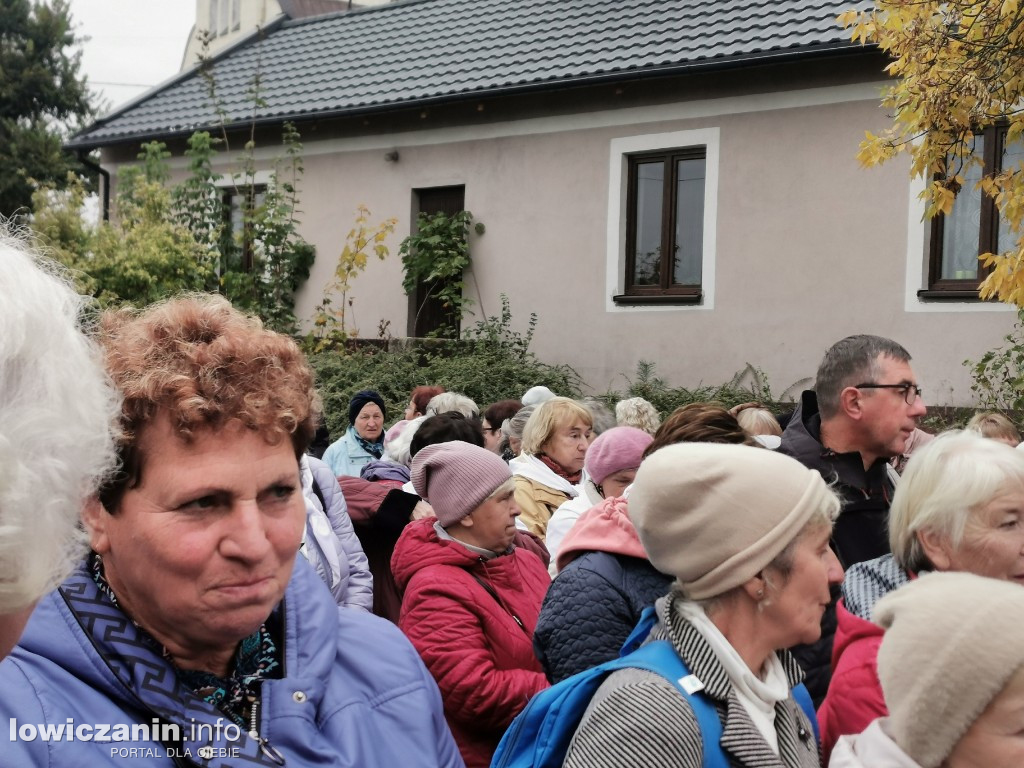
340,475,419,623
533,496,672,683
778,390,897,706
779,391,895,568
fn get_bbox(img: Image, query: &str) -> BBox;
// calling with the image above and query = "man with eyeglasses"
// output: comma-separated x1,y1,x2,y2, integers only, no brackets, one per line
779,334,927,704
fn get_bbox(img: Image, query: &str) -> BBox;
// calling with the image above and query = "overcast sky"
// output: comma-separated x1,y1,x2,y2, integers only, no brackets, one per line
66,1,196,115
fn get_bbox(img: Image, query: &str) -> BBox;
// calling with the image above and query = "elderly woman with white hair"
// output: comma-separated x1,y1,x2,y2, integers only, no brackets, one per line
0,231,120,659
830,571,1024,767
562,443,843,768
817,429,1024,763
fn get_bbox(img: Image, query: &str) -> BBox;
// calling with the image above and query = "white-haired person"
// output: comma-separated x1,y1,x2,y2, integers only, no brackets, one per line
562,443,843,768
0,230,120,659
426,390,479,419
509,397,593,539
817,429,1024,763
615,396,661,435
830,571,1024,767
501,404,535,459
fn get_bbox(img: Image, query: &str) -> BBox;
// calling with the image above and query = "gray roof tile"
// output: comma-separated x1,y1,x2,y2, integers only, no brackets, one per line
70,0,871,148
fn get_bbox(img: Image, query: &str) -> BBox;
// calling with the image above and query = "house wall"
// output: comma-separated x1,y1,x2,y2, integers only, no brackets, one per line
100,76,1018,407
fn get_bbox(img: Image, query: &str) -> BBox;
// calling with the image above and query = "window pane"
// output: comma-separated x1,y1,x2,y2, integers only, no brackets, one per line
219,0,230,34
632,161,664,286
997,135,1024,253
209,0,218,35
941,136,983,280
673,157,705,285
231,0,241,31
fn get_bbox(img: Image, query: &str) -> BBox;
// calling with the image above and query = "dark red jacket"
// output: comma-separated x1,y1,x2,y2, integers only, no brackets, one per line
817,598,887,764
392,517,550,768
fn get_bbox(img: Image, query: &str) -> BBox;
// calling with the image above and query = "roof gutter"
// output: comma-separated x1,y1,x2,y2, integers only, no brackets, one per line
66,41,877,152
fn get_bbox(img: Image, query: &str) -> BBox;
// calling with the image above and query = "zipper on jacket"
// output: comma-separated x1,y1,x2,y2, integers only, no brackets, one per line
249,699,286,765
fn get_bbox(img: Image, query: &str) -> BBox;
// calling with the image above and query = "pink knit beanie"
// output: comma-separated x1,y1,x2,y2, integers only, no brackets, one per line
584,426,653,485
411,440,512,527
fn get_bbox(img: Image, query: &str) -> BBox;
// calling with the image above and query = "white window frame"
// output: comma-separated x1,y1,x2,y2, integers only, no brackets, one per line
606,128,719,312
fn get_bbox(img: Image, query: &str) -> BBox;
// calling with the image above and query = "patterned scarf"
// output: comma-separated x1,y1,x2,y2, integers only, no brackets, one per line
350,425,384,459
538,453,583,484
90,554,281,728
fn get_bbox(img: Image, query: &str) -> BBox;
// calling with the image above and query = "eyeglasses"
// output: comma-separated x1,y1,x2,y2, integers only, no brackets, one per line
855,382,923,405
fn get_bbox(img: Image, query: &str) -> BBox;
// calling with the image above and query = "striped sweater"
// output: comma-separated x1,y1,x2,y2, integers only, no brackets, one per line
562,592,821,768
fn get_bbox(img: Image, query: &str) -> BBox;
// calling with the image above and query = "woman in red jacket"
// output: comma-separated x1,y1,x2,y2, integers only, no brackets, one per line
392,440,550,768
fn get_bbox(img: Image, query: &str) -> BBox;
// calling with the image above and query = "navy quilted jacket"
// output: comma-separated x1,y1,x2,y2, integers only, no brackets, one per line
534,551,672,682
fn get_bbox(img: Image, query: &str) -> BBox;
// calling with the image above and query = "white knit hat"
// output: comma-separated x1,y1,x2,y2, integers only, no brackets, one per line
874,571,1024,768
628,442,837,599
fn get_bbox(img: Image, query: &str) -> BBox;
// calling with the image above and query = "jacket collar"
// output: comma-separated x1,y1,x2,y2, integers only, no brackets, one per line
654,592,817,768
57,559,327,767
781,391,892,492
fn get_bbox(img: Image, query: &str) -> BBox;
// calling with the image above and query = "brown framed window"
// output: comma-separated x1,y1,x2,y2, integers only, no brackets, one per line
620,147,706,304
924,126,1024,299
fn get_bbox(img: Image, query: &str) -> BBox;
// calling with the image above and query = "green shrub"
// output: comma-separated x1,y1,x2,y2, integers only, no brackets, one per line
309,296,583,437
596,360,776,418
964,309,1024,413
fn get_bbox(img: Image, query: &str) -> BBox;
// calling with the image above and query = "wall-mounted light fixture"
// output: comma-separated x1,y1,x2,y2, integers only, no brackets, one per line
384,150,400,163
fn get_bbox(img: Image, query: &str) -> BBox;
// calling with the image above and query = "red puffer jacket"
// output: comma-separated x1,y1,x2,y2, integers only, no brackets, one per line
392,518,550,768
817,599,887,764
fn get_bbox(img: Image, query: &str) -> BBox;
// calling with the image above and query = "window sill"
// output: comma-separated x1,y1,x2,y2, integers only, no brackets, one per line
612,292,702,306
916,289,983,301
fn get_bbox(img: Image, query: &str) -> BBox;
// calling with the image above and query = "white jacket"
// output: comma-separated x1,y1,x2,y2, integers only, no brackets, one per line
829,720,922,768
545,480,603,576
300,455,374,611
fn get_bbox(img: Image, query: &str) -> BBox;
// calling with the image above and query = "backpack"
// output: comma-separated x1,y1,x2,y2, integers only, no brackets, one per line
491,608,819,768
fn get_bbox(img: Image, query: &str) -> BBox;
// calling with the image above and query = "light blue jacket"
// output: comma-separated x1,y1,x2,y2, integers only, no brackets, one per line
322,427,378,479
0,559,464,768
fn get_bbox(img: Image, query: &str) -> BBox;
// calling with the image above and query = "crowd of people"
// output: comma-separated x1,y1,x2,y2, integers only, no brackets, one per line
2,226,1023,768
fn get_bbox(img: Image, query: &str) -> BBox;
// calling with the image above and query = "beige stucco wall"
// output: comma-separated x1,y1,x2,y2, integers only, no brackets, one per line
104,80,1018,407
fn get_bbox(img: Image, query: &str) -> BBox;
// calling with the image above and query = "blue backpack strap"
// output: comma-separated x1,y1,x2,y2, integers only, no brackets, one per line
791,682,820,745
618,604,658,657
608,641,730,768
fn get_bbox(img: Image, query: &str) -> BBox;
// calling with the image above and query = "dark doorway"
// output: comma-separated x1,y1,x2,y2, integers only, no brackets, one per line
408,185,465,338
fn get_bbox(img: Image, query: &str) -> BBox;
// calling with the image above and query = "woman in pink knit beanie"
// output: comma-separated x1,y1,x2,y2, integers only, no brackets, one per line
392,441,550,768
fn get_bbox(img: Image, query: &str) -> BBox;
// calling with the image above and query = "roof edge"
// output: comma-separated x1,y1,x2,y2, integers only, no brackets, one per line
66,40,877,152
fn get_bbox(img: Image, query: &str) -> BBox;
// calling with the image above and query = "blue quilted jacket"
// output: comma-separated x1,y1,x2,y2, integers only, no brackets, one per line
534,551,672,683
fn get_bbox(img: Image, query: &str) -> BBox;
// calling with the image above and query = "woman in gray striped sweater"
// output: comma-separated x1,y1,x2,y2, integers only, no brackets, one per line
562,443,844,768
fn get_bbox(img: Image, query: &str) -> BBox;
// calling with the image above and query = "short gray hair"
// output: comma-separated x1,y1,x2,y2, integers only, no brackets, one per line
815,335,911,420
425,392,479,420
0,229,120,611
890,430,1024,572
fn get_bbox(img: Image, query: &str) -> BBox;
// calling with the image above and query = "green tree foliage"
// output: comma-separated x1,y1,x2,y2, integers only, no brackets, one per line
308,204,399,349
840,0,1024,305
33,147,210,307
31,132,313,331
400,210,479,336
0,0,94,218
